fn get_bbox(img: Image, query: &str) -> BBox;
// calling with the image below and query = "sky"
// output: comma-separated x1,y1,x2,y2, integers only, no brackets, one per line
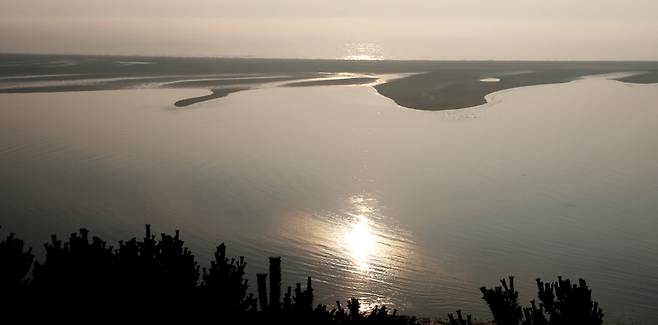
1,0,657,60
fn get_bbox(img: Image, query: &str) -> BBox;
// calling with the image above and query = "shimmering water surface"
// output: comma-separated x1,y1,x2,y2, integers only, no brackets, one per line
1,79,658,324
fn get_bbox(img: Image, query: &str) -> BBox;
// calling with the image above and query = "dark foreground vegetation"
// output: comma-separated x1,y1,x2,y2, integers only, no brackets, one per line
1,225,603,324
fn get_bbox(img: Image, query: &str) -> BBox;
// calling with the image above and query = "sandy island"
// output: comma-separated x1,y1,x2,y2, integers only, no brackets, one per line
2,54,658,110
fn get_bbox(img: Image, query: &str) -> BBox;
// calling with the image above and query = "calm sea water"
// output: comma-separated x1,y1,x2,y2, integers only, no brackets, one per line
1,79,657,324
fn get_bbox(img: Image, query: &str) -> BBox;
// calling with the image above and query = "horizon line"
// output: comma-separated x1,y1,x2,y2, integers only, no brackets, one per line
2,51,658,63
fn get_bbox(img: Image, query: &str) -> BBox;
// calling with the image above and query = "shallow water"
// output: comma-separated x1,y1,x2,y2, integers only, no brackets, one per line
1,79,658,323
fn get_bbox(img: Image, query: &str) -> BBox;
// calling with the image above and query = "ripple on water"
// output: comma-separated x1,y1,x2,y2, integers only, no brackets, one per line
274,193,444,312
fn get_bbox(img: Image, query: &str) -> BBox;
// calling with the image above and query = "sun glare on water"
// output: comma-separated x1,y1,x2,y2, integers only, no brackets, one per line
344,196,381,271
342,43,386,61
346,213,378,270
280,193,419,310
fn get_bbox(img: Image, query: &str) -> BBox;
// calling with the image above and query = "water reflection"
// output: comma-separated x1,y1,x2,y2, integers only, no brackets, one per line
344,196,379,271
280,193,421,310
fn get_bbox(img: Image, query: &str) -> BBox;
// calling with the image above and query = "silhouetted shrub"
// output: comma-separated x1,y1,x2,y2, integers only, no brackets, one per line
0,225,606,324
30,229,115,301
448,310,473,325
0,229,34,294
534,277,603,325
480,276,523,325
26,225,201,313
479,276,603,325
199,243,256,313
113,225,199,297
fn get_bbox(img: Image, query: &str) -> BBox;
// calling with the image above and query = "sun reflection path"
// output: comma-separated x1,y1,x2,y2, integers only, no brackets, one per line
346,213,377,271
343,195,391,272
280,193,420,312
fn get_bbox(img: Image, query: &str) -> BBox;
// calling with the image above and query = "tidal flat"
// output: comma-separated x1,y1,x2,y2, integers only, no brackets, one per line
2,70,658,323
2,54,657,110
2,54,658,323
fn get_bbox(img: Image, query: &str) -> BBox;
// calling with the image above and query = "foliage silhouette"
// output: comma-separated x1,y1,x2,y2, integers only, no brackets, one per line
480,276,523,325
0,228,34,295
0,225,604,324
477,276,603,325
448,310,473,325
200,243,256,313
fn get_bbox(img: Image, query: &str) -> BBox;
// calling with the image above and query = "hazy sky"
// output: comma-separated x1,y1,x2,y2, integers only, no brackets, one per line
1,0,657,60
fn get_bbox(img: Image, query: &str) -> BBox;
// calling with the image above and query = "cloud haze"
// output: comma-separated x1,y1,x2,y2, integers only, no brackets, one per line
1,0,657,59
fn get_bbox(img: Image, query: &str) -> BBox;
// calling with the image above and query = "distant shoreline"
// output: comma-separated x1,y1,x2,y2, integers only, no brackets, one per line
3,52,658,63
1,53,657,110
